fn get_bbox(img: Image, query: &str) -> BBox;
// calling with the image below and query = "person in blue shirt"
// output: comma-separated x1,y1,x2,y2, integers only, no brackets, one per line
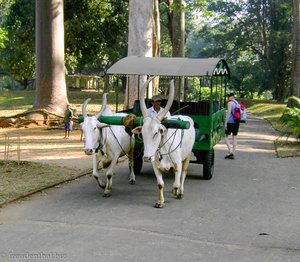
224,93,240,159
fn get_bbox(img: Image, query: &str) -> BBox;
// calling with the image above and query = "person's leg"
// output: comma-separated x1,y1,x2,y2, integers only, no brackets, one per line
232,135,237,154
224,123,233,158
224,135,232,153
67,122,72,138
230,122,239,158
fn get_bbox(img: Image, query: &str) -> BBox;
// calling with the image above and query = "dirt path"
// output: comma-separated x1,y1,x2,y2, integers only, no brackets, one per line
0,125,92,171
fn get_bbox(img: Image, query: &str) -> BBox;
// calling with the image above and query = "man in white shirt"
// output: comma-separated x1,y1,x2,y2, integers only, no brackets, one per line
147,95,171,118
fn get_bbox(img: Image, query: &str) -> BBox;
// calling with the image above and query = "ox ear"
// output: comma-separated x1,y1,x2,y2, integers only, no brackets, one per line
132,126,142,135
97,123,110,129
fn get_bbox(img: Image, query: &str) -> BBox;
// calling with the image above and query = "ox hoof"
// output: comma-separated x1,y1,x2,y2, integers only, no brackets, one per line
103,192,111,197
154,202,164,208
176,193,184,199
94,176,106,189
129,180,136,185
172,188,179,196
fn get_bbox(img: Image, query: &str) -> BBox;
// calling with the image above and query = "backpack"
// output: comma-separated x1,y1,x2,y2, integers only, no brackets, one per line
233,100,247,123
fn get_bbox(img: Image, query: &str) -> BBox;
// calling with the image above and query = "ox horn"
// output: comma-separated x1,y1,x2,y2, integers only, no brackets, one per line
157,79,175,121
82,98,91,118
139,76,158,118
95,93,108,119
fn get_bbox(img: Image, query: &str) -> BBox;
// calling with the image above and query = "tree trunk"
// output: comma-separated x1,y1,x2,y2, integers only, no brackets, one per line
171,0,185,100
293,0,300,97
126,0,153,109
34,0,68,115
152,0,161,95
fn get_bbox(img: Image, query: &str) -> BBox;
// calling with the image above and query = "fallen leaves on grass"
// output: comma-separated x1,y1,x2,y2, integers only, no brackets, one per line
0,160,87,206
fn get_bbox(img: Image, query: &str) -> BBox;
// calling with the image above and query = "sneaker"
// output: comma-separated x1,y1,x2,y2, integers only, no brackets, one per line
224,153,232,159
229,154,235,159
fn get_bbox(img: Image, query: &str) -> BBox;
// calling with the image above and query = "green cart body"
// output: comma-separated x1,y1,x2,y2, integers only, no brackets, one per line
106,57,230,179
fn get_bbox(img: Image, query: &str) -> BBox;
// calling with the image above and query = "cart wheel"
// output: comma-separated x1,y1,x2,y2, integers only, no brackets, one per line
133,147,143,174
203,149,214,180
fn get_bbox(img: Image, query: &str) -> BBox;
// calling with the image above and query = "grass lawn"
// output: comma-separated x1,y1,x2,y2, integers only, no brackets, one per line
0,89,124,117
246,101,300,158
0,160,89,207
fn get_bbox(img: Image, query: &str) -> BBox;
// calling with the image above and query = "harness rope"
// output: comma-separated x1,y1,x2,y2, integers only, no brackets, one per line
156,129,184,164
107,126,133,159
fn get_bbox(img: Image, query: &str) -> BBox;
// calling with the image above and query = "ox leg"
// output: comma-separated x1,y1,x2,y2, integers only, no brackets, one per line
92,150,105,189
172,162,183,199
178,155,191,199
153,164,164,208
103,174,113,197
103,156,118,197
128,145,136,184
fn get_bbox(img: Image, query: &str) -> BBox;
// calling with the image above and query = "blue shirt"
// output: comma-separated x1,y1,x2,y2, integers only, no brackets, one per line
227,100,238,124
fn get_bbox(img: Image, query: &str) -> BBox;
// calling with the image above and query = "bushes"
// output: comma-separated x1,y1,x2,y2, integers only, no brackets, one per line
280,97,300,139
287,96,300,109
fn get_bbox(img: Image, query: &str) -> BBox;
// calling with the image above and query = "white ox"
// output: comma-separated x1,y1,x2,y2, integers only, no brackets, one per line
81,94,135,197
133,78,195,208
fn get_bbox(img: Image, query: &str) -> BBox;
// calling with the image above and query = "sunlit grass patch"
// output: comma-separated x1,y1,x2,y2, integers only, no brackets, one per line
248,101,299,158
274,140,300,158
0,91,35,109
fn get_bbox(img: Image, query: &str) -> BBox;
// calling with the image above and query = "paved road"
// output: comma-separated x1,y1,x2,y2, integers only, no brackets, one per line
0,115,300,262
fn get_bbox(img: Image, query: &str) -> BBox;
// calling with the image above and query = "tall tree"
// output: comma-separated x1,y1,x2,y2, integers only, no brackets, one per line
164,0,186,99
0,0,35,88
152,0,161,95
190,0,292,101
269,0,292,101
292,0,300,97
64,0,128,74
34,0,68,115
173,0,185,99
126,0,153,108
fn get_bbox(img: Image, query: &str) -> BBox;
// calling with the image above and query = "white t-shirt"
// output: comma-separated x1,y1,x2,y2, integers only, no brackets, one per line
147,107,171,118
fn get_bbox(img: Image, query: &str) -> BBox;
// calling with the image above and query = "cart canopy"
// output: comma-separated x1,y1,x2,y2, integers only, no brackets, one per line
107,56,230,77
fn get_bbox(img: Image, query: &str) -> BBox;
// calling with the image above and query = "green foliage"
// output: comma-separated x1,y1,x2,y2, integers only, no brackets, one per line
0,75,21,90
0,27,7,49
0,0,13,25
280,107,300,139
64,0,128,73
247,100,300,157
185,77,226,101
287,96,300,108
0,0,128,85
187,0,293,101
0,0,35,87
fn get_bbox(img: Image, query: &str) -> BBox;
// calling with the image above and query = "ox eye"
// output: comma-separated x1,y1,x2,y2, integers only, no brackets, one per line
153,132,158,138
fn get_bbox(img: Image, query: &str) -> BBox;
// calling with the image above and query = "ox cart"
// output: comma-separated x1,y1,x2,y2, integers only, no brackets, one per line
105,57,230,180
